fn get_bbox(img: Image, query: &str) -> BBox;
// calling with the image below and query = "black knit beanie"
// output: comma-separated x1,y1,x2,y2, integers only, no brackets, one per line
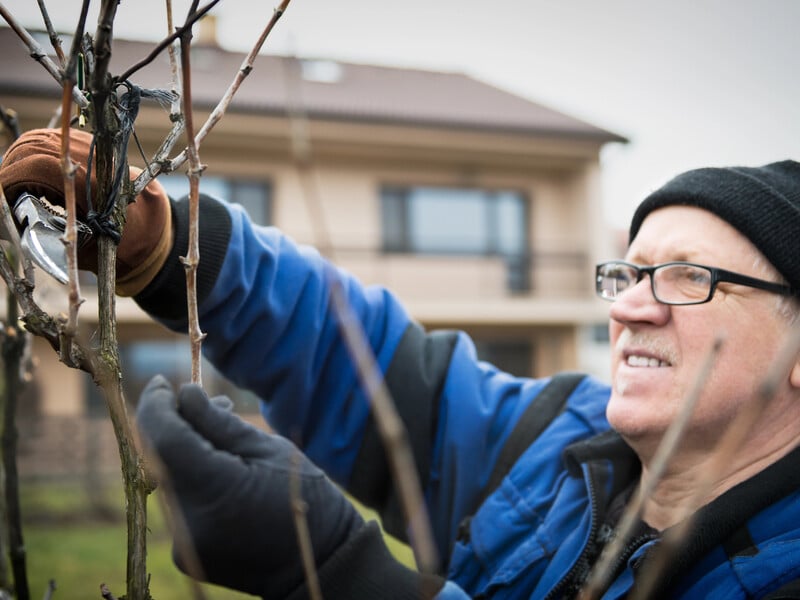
629,160,800,291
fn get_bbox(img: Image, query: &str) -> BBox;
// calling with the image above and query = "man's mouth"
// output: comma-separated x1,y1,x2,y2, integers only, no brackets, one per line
616,330,677,369
625,354,670,368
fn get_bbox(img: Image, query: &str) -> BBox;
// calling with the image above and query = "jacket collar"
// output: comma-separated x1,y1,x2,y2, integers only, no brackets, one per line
563,430,640,501
563,429,800,595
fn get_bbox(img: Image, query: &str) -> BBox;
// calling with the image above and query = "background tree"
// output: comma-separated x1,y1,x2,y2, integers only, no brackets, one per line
0,1,440,598
0,1,288,597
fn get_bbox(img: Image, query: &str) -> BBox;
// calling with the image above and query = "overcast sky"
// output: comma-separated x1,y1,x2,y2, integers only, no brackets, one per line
5,0,799,228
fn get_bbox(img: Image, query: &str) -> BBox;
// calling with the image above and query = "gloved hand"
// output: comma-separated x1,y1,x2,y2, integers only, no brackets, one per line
137,376,447,599
0,128,172,296
136,375,366,598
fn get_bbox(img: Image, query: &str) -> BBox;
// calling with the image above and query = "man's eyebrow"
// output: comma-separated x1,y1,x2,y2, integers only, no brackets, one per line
625,248,700,264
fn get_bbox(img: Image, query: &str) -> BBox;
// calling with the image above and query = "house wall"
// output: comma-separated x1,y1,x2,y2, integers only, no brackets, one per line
4,97,613,425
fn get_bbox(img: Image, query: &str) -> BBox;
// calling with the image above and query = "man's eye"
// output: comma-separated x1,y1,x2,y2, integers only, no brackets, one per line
684,268,711,284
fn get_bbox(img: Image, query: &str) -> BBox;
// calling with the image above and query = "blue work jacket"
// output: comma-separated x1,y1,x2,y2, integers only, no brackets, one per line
137,196,800,599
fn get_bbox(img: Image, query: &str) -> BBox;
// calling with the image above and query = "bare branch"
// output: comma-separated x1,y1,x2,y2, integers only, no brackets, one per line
126,5,186,179
0,3,88,109
116,0,221,84
0,184,35,283
45,104,63,130
165,0,185,133
142,446,209,600
289,449,323,600
177,10,207,385
1,186,99,600
58,0,91,355
278,13,438,572
1,236,31,600
42,579,56,600
0,185,93,371
36,0,66,65
282,56,329,255
99,583,117,600
89,0,120,115
3,4,300,597
578,336,724,600
0,105,20,141
629,323,800,599
186,0,291,151
87,4,153,599
57,93,85,364
327,274,440,573
135,0,294,192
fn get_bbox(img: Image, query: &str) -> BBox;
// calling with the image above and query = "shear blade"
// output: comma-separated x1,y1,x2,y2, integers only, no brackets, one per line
21,223,69,284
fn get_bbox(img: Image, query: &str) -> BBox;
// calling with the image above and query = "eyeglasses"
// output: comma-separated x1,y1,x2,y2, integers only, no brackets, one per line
595,260,797,306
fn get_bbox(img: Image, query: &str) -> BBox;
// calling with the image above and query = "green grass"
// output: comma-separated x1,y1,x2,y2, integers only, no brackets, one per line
20,479,254,599
17,478,414,599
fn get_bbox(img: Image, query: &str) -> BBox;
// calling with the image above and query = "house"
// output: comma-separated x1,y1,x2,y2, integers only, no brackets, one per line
0,24,624,460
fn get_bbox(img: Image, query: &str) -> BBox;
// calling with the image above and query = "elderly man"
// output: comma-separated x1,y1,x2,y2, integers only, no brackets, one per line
1,129,799,599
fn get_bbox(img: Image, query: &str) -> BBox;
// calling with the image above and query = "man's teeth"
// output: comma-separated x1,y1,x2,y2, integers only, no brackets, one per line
626,355,669,367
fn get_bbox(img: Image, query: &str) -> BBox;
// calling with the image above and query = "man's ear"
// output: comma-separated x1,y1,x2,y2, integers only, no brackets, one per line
791,356,800,389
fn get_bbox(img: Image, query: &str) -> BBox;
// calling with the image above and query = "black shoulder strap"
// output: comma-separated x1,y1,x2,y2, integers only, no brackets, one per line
764,578,800,599
726,526,800,600
478,372,586,506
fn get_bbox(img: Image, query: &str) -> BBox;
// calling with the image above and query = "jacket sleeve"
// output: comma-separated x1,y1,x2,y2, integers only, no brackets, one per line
135,195,601,561
138,195,414,485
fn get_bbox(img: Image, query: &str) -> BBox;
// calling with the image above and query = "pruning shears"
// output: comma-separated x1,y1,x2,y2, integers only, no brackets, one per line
9,192,93,284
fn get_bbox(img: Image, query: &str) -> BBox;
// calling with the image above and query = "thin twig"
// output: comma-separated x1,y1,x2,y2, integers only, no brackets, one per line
36,0,66,65
0,185,93,371
0,105,20,141
42,579,56,600
0,478,7,594
281,24,439,572
327,276,440,573
45,104,63,130
89,0,118,118
126,5,185,181
0,183,34,283
56,93,84,365
178,4,207,385
283,55,331,257
58,0,91,358
141,445,209,600
289,449,323,600
578,336,724,600
152,0,187,167
0,209,31,600
134,0,293,194
0,3,88,109
99,583,117,600
115,0,220,84
629,322,800,599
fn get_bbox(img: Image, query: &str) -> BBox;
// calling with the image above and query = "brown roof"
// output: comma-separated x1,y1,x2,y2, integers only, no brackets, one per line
0,26,626,142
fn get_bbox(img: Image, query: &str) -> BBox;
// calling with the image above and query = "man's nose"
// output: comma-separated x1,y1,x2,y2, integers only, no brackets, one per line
609,275,670,325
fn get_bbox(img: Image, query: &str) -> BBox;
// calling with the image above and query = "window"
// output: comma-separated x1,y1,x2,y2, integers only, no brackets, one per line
158,174,272,225
382,185,530,290
86,339,262,416
474,339,534,377
590,323,610,344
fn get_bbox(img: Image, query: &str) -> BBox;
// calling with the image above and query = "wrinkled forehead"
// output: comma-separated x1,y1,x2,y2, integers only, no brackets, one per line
626,205,777,274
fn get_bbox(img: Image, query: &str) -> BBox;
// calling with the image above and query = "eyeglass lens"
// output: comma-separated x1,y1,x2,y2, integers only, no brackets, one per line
597,263,713,304
654,264,712,302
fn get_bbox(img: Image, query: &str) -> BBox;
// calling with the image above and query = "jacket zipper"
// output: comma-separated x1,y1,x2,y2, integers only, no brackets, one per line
542,463,601,600
604,532,659,588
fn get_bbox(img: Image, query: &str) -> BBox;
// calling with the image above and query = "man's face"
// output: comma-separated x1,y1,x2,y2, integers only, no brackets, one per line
606,205,792,453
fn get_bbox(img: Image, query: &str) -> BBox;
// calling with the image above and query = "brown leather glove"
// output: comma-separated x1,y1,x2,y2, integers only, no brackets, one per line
0,128,172,296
